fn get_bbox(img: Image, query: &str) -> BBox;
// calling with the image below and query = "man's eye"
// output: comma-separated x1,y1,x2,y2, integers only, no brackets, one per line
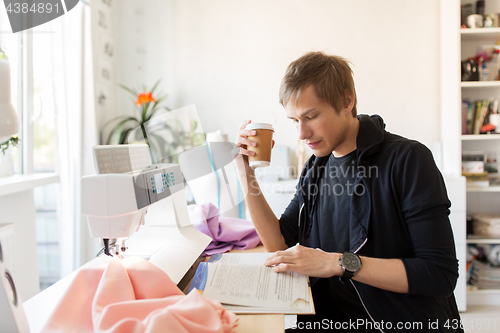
308,115,317,120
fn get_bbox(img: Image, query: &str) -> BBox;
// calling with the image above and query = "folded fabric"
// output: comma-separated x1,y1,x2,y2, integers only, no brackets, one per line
188,203,261,255
41,256,237,333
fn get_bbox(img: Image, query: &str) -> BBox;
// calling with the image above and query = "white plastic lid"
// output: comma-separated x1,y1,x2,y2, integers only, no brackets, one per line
245,123,274,131
249,161,270,168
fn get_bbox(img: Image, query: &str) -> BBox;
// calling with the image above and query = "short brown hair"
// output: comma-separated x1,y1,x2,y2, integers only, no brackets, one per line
279,51,357,117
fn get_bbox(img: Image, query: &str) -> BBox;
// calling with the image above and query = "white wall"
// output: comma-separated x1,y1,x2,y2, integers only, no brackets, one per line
116,0,442,159
115,0,175,115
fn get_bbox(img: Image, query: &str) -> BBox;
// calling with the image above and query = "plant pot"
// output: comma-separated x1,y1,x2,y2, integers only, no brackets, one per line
0,146,15,177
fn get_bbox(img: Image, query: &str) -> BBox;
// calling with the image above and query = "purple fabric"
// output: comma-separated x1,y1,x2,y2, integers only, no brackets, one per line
187,203,261,255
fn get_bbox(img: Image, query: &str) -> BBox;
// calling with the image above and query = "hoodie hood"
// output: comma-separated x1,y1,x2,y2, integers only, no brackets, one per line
356,114,385,161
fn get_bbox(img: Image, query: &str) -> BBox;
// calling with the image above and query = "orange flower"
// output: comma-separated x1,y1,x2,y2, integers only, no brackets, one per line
135,92,156,106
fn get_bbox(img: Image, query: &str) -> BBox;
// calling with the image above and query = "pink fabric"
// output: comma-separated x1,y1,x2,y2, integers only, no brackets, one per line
41,257,237,333
188,203,261,255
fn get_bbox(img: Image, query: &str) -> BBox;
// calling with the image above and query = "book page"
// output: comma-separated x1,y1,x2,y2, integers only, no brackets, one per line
200,253,310,310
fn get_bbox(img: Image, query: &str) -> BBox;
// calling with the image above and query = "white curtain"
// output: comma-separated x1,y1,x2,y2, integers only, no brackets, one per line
51,3,99,276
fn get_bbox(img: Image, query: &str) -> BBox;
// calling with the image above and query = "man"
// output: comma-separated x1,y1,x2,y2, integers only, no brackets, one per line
236,51,462,332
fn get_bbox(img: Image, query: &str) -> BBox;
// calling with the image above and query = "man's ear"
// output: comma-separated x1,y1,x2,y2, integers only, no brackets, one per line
342,89,355,114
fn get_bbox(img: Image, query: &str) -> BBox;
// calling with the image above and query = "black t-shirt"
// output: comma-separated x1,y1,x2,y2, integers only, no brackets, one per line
296,150,376,331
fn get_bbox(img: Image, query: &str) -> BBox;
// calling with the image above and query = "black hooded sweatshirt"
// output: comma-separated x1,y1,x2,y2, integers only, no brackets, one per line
280,114,463,332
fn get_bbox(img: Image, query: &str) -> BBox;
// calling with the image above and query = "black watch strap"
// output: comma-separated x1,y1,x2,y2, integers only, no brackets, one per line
341,269,355,282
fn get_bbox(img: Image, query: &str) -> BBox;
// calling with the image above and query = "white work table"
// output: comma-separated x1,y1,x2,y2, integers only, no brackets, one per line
24,258,103,332
24,247,285,333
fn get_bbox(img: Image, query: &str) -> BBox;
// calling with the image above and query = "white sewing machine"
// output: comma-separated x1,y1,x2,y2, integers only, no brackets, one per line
80,144,210,286
81,144,185,257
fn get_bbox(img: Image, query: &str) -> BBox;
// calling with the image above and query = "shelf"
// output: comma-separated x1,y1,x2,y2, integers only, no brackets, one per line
461,27,500,39
0,173,59,197
462,134,500,140
467,186,500,192
467,237,500,244
467,288,500,295
461,81,500,88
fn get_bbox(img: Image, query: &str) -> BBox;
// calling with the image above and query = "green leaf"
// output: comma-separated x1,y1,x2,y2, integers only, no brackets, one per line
0,47,8,60
1,136,21,155
118,84,138,97
150,79,161,94
192,133,206,146
142,102,150,122
120,128,134,144
147,122,173,135
148,133,168,163
106,117,140,144
190,119,198,132
147,103,167,121
102,115,138,131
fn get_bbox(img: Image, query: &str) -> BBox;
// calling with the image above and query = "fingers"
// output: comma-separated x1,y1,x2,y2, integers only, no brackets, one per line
272,263,295,273
264,246,337,277
272,140,275,149
239,120,251,130
264,251,294,266
239,129,257,138
264,253,298,273
237,135,257,149
238,120,256,138
236,120,258,158
265,255,283,267
238,147,255,157
237,121,257,142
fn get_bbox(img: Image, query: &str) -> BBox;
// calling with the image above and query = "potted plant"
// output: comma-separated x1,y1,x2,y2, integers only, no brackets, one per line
1,136,18,155
103,80,205,163
0,136,18,177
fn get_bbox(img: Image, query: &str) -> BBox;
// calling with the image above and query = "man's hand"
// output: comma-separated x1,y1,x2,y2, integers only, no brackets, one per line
235,120,275,177
264,245,341,278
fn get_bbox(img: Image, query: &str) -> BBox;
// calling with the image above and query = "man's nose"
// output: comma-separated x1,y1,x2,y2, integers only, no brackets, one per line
297,122,311,141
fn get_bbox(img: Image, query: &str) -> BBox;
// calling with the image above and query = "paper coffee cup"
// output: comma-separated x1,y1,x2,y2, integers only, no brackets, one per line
245,123,274,168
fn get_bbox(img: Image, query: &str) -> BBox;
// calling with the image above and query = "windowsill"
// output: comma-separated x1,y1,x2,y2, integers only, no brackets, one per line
0,173,60,196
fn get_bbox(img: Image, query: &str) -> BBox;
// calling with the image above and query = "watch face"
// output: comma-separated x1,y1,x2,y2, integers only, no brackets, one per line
342,253,361,271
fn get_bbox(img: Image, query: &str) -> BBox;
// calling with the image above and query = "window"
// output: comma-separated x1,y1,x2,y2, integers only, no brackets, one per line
1,3,90,291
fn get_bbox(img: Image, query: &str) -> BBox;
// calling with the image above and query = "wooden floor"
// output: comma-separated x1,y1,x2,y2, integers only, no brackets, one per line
460,305,500,333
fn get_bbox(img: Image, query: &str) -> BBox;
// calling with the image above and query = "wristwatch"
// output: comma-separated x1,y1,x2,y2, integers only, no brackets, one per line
339,252,362,282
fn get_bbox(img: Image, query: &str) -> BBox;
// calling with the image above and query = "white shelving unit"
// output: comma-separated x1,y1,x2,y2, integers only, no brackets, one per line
458,0,500,308
441,0,500,310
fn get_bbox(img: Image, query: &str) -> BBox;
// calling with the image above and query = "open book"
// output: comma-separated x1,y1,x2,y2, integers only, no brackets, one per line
188,252,314,314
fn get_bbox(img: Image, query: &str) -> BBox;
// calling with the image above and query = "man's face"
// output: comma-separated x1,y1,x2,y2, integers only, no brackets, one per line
285,85,353,157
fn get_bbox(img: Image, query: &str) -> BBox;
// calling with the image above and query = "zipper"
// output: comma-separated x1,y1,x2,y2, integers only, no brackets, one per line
353,238,367,254
298,203,304,227
351,238,384,333
298,203,304,244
